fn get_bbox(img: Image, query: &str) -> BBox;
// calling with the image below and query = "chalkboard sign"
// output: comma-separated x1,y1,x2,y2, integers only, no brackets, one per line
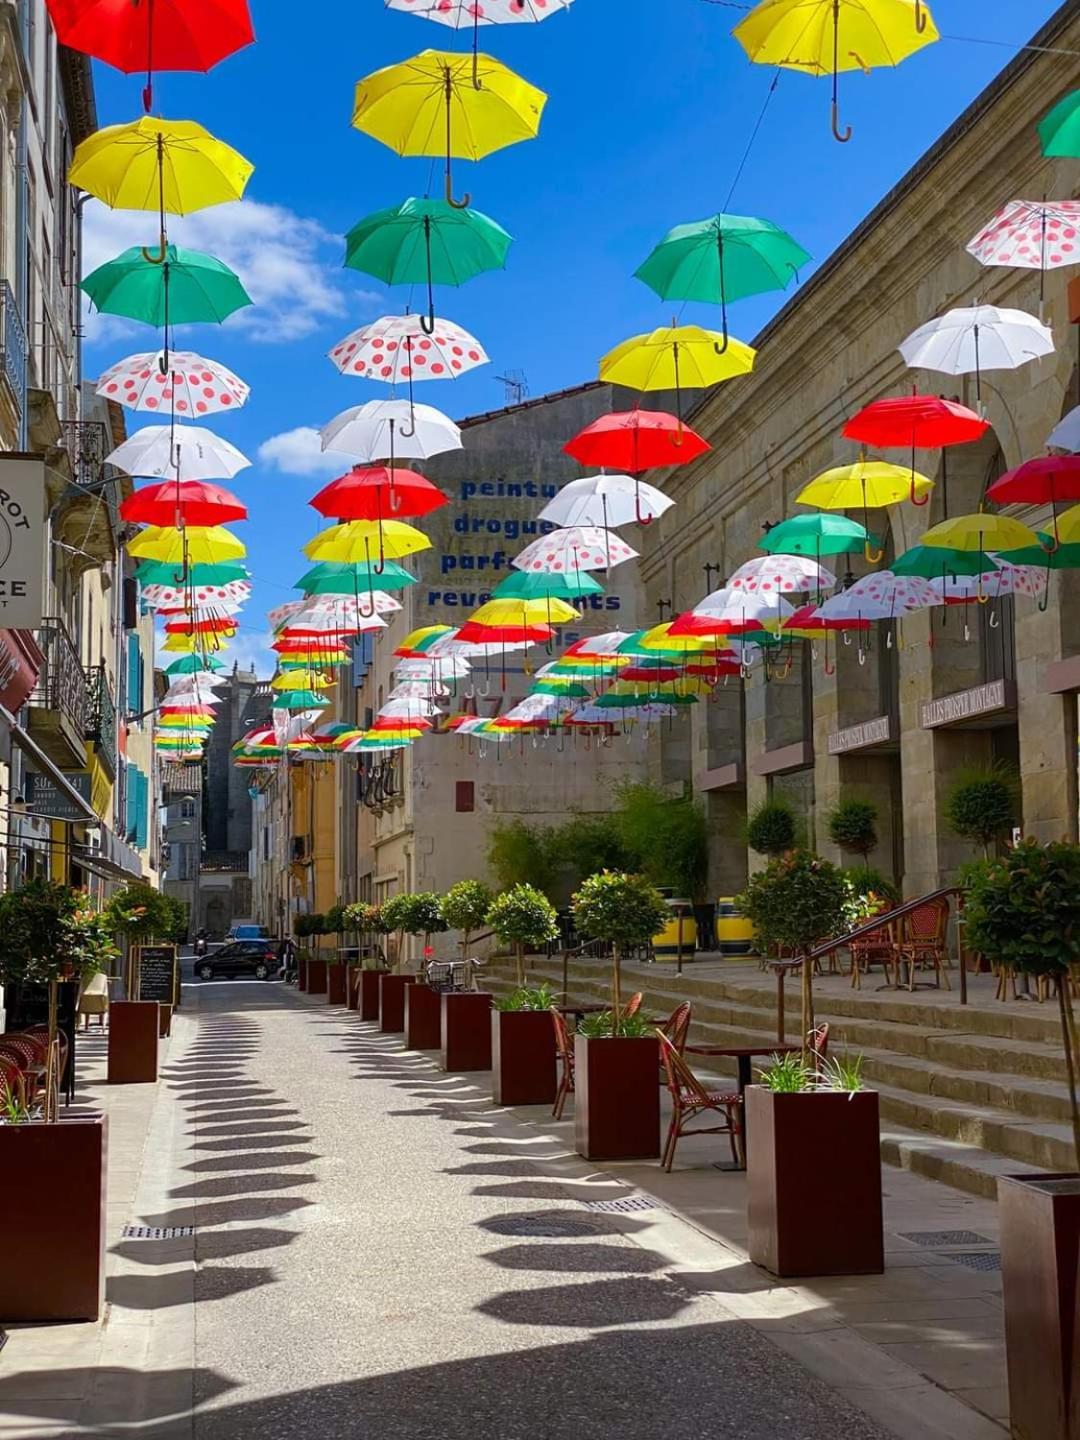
137,946,177,1004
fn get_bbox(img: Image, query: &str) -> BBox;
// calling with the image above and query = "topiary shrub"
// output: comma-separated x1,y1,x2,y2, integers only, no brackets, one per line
400,892,448,960
572,871,670,1022
378,892,414,969
827,798,879,863
324,903,347,937
105,881,177,942
746,799,798,858
944,762,1019,858
440,880,494,957
485,883,560,986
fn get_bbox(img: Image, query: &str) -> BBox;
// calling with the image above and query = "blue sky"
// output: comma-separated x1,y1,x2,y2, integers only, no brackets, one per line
82,0,1068,673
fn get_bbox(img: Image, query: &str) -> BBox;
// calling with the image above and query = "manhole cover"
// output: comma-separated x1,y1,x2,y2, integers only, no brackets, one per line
122,1225,195,1240
899,1230,993,1248
941,1250,1002,1272
487,1214,598,1238
583,1196,659,1214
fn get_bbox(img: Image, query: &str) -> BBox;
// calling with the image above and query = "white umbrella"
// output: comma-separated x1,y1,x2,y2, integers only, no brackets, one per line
569,702,675,724
816,571,938,623
898,304,1054,401
1048,405,1080,453
385,0,573,25
513,527,637,574
320,399,462,464
729,555,836,595
270,595,399,631
931,566,1045,603
378,697,443,719
97,351,249,418
141,581,251,609
107,424,250,481
539,474,674,529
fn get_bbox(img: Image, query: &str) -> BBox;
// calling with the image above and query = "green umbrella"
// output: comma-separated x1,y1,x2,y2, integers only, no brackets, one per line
136,559,250,586
345,198,511,334
760,513,877,558
296,560,417,595
165,654,226,675
1038,91,1080,157
272,691,329,710
493,570,602,601
893,545,999,579
995,533,1080,570
82,244,252,327
594,690,697,708
533,679,590,698
635,212,810,350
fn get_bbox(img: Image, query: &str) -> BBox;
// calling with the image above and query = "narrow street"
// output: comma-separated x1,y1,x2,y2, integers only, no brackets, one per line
2,977,897,1439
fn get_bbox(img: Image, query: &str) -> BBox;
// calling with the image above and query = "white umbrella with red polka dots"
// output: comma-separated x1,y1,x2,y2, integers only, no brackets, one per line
95,350,249,418
328,314,489,384
512,526,638,574
729,554,837,595
385,0,573,25
966,200,1080,304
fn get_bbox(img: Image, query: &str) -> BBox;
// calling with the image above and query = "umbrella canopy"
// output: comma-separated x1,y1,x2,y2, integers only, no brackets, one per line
310,466,448,521
730,554,837,593
120,479,246,527
920,513,1040,554
69,116,253,214
967,200,1080,301
563,409,710,472
539,473,674,529
1052,505,1080,547
328,315,488,384
899,305,1054,400
97,350,249,417
797,460,933,510
492,570,603,601
136,558,247,585
165,653,225,675
465,597,577,628
297,560,417,595
759,512,872,556
599,325,754,415
80,244,251,326
635,212,809,345
668,587,793,637
733,0,938,142
321,399,461,464
1039,90,1080,158
1048,405,1080,453
303,519,431,565
986,457,1080,509
46,0,253,89
455,620,553,645
815,570,938,621
842,394,988,450
142,580,249,608
386,0,573,23
128,524,246,564
930,567,1044,604
994,533,1080,571
513,527,638,573
893,544,997,579
352,49,547,206
107,424,250,480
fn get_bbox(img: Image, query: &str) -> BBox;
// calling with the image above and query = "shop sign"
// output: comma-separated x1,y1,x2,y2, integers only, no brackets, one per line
0,459,44,629
26,770,92,822
827,715,892,754
921,679,1014,729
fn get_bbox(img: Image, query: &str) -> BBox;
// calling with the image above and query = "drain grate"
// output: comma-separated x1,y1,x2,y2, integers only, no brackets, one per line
941,1250,1001,1273
582,1196,659,1214
487,1214,598,1238
122,1225,195,1240
899,1230,993,1248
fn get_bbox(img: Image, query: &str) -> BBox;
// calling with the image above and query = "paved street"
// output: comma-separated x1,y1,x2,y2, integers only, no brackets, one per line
0,976,909,1439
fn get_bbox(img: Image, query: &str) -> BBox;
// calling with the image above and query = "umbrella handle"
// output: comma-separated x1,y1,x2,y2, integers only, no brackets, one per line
1038,585,1051,614
823,647,836,677
445,171,471,210
915,0,928,33
989,608,1000,629
713,338,730,357
864,542,884,563
909,476,929,506
635,487,654,526
141,234,167,266
420,310,436,336
1041,530,1061,555
830,101,852,144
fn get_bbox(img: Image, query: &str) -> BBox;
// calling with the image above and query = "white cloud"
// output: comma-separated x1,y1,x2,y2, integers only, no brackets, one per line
202,628,277,681
257,425,342,478
82,198,381,347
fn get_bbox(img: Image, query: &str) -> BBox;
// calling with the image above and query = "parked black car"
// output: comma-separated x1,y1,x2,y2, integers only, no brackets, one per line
196,941,280,982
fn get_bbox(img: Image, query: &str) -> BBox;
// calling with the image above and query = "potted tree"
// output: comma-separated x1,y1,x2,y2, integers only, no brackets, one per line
746,799,798,859
826,797,879,871
345,902,389,1018
292,913,317,991
103,881,176,1081
305,915,328,995
963,840,1080,1440
944,762,1019,858
486,885,560,1104
375,893,417,1032
569,872,670,1159
323,903,348,1004
0,881,114,1320
440,879,494,960
342,902,380,1012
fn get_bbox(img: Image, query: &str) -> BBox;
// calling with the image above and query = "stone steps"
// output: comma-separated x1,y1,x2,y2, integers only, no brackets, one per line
492,953,1077,1200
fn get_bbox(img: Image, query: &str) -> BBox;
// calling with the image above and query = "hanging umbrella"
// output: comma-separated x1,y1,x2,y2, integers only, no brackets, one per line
966,199,1080,304
107,424,250,480
396,625,456,657
142,580,249,608
1048,406,1080,453
352,49,547,207
165,653,225,674
328,315,488,431
271,670,334,692
760,512,873,557
994,533,1080,571
81,244,252,326
321,399,461,465
345,197,511,332
930,567,1044,604
46,0,254,109
668,587,793,637
304,519,432,567
136,558,248,586
513,527,637,573
986,457,1080,548
1039,90,1080,158
919,513,1040,597
796,459,933,558
286,597,397,628
816,570,937,619
730,554,837,593
385,0,573,25
1051,505,1080,547
128,524,245,564
297,560,417,596
120,479,246,527
842,393,989,518
492,570,603,601
564,409,710,472
893,544,997,579
97,350,249,415
635,212,810,349
69,116,253,261
563,632,633,658
733,0,939,143
539,474,674,529
465,597,578,628
455,620,554,645
599,325,755,419
898,305,1054,403
310,466,449,523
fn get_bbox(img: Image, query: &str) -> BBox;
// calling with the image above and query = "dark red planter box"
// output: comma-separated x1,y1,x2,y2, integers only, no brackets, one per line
297,955,309,991
406,984,442,1049
307,958,328,995
999,1173,1080,1440
493,1009,556,1106
747,1087,883,1277
107,1000,159,1084
441,992,493,1072
379,973,415,1032
347,967,362,1010
360,969,384,1021
326,965,347,1005
574,1034,660,1160
0,1114,107,1321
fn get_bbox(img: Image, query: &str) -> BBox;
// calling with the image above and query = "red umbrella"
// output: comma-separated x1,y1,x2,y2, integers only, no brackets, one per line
164,616,237,635
455,622,554,645
310,466,448,521
564,409,710,473
120,479,247,527
47,0,254,110
986,456,1080,549
842,394,989,511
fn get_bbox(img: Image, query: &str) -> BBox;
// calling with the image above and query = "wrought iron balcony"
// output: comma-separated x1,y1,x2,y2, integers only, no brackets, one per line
62,419,108,489
84,662,116,778
27,618,88,767
0,279,27,416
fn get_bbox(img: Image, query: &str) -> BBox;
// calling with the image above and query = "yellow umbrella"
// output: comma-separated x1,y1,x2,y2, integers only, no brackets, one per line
271,671,334,692
128,525,246,564
304,519,431,566
599,325,754,420
797,460,934,561
1052,504,1080,547
162,633,229,653
920,513,1039,553
636,622,727,653
352,50,547,208
734,0,938,142
70,117,253,262
468,596,578,627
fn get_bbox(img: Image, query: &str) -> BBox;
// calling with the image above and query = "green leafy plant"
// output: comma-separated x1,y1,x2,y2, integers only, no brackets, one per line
827,798,879,864
104,882,177,941
553,814,635,886
0,1079,31,1125
612,782,708,900
161,896,189,944
572,871,670,1022
757,1052,811,1092
378,892,415,970
841,869,899,929
400,892,448,956
324,903,347,937
963,839,1080,1165
293,913,324,940
576,1009,653,1039
944,762,1019,857
819,1052,866,1096
493,982,555,1013
440,880,494,957
746,799,798,857
487,817,557,896
486,884,560,986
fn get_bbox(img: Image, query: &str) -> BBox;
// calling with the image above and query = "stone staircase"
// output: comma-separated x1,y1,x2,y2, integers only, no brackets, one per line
485,952,1077,1200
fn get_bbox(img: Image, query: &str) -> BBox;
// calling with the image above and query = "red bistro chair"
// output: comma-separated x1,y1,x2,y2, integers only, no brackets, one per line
658,1032,742,1172
550,1007,576,1121
897,899,950,991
